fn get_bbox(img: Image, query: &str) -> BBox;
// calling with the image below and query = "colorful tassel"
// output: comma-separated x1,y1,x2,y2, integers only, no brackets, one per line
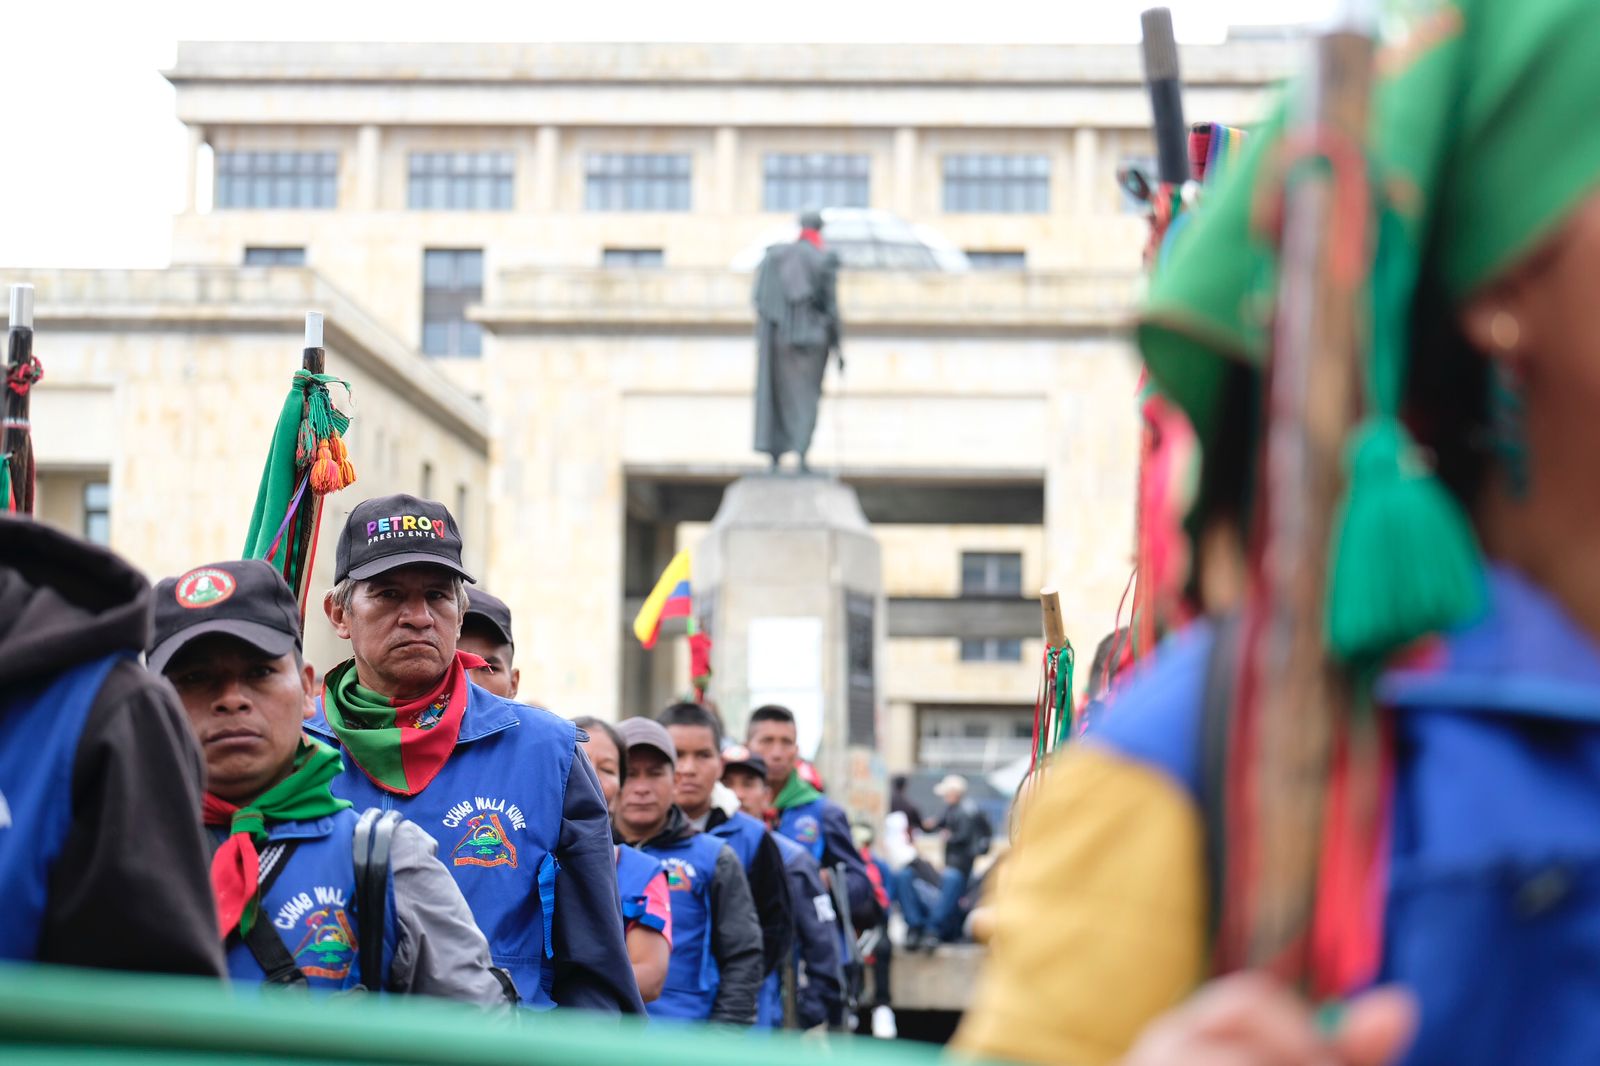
1325,417,1486,664
309,440,342,495
330,431,357,488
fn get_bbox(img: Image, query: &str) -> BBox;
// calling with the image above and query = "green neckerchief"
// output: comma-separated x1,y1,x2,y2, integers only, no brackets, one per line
773,772,823,812
204,739,351,936
320,654,474,796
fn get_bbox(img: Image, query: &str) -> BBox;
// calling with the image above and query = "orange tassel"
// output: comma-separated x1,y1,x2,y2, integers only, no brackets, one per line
329,432,357,489
309,440,341,495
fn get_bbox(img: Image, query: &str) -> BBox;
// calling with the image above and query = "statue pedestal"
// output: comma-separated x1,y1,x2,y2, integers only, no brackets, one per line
698,474,885,818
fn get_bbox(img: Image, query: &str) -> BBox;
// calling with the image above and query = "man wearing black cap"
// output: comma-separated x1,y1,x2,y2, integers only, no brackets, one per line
459,588,519,700
0,516,222,976
723,745,843,1031
614,717,763,1024
150,558,507,1001
307,493,642,1013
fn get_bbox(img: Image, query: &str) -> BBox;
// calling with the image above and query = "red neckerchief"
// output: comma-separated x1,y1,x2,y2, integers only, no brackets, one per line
799,228,824,248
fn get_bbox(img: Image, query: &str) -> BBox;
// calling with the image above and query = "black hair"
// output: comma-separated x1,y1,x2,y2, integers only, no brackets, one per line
657,701,723,747
1088,628,1130,701
891,774,909,792
749,704,795,729
572,716,627,780
1406,279,1493,514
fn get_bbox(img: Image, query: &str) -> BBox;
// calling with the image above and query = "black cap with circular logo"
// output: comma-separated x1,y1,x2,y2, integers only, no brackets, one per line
465,588,514,646
148,559,302,674
335,493,475,584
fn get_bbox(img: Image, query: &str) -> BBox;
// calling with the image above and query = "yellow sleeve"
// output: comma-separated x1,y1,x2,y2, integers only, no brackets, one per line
951,745,1207,1065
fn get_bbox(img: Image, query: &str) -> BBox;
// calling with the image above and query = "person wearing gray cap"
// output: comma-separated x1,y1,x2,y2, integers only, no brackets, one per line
614,717,764,1024
458,588,519,700
306,494,643,1014
151,558,508,1003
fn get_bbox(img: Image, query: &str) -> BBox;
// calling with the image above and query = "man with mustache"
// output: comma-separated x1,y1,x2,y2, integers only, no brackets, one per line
151,558,505,1000
306,494,642,1012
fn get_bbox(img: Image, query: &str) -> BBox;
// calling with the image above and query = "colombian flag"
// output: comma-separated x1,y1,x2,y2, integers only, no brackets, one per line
633,550,693,649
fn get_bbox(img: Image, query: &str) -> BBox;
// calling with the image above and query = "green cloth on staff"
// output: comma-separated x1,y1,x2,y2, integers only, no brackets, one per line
1137,0,1600,665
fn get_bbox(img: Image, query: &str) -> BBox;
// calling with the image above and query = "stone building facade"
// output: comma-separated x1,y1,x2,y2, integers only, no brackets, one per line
13,40,1292,775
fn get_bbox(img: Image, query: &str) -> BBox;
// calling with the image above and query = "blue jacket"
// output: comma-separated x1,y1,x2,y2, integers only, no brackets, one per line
1095,566,1600,1065
0,656,120,961
776,795,881,931
758,831,843,1029
219,807,397,992
615,843,667,936
307,682,642,1013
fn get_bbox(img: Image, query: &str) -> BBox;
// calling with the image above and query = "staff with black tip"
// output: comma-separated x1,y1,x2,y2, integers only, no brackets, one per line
2,283,40,515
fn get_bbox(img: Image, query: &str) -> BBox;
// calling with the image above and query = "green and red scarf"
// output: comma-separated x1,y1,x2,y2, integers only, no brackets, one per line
202,739,352,938
320,650,486,797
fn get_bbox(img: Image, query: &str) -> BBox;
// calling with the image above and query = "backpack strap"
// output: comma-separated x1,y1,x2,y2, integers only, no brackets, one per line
237,840,306,986
1198,614,1243,961
352,808,401,993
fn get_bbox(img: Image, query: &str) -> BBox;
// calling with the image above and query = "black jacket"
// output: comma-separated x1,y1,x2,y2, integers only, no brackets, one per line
641,806,764,1024
704,807,793,977
938,797,992,879
0,517,224,976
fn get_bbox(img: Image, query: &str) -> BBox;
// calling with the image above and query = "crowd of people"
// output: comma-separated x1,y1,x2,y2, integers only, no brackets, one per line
0,488,993,1033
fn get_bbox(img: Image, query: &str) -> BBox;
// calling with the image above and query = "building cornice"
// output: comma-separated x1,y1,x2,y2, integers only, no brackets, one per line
0,267,490,452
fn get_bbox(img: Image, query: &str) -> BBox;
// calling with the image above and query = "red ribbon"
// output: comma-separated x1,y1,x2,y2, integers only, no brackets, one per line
201,793,259,939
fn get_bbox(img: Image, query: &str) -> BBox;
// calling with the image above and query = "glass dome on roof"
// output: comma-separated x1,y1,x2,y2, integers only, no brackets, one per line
730,208,972,272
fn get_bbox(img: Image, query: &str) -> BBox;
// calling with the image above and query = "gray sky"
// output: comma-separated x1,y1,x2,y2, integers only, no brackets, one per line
0,0,1323,269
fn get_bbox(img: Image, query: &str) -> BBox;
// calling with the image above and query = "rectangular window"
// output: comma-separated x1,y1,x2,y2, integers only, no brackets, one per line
407,151,514,211
942,154,1050,214
762,153,871,212
966,250,1027,271
83,481,110,546
421,462,434,500
584,153,691,212
958,551,1024,661
917,706,1034,772
215,151,337,209
421,249,484,358
602,247,665,269
242,246,307,267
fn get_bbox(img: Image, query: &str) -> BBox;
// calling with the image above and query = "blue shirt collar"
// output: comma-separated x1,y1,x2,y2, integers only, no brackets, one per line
1377,565,1600,722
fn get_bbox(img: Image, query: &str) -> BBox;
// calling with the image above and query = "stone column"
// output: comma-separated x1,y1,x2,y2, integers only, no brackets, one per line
697,476,886,818
184,123,204,213
893,126,919,215
533,126,561,212
713,126,739,214
355,124,382,210
1073,127,1099,215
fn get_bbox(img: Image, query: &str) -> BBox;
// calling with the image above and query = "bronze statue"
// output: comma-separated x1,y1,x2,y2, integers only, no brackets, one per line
752,210,842,473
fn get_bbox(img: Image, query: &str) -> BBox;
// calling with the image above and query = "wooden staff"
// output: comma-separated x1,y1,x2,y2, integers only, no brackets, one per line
1223,9,1378,989
1040,587,1067,651
3,284,38,514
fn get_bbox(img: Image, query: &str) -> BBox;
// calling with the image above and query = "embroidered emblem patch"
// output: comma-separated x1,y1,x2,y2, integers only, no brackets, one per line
661,857,698,892
291,906,358,980
411,696,448,730
452,813,518,869
175,567,237,609
792,814,820,845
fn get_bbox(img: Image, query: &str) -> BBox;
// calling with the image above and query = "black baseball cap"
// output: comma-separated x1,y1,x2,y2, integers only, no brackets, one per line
335,493,475,584
149,560,301,673
720,744,768,781
465,588,514,646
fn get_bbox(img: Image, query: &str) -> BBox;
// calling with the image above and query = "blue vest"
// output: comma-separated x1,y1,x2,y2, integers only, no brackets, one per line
221,807,398,992
615,843,666,934
639,830,726,1020
0,655,121,961
1093,567,1600,1066
306,682,574,1009
709,810,768,871
777,798,828,864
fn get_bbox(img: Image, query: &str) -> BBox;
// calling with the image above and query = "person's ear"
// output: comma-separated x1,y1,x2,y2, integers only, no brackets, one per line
325,590,353,640
509,667,520,699
300,660,317,721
